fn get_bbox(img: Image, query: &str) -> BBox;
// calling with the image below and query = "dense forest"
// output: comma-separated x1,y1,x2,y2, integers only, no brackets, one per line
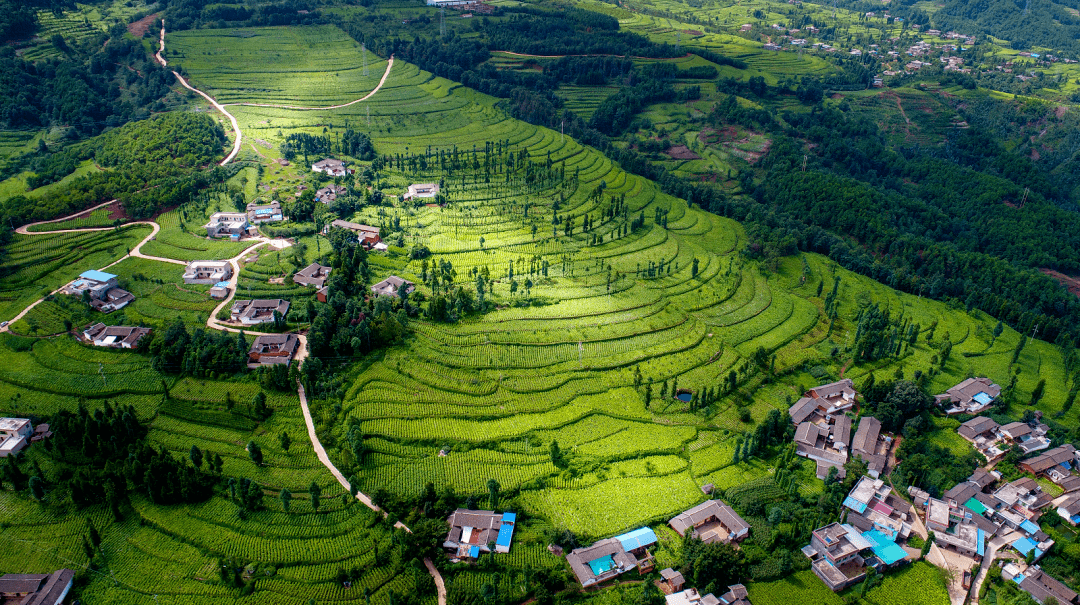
1,112,229,227
0,24,174,133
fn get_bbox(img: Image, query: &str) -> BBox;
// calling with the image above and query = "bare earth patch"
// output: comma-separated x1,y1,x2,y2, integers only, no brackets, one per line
1041,268,1080,298
666,145,700,160
128,14,158,38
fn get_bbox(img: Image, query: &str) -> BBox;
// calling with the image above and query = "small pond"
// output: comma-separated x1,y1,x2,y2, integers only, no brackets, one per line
676,392,692,402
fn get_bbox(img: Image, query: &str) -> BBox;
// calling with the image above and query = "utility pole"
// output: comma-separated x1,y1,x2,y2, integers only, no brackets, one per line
362,43,369,77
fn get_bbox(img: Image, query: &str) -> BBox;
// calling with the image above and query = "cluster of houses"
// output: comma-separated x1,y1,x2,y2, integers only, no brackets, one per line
957,414,1051,463
0,417,50,458
789,379,892,479
442,498,754,603
785,376,1080,602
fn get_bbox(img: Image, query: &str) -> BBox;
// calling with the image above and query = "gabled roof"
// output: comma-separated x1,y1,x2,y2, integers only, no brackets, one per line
1019,568,1078,605
668,499,750,540
851,416,881,455
958,416,1000,440
1023,444,1077,474
789,397,819,425
1001,422,1032,439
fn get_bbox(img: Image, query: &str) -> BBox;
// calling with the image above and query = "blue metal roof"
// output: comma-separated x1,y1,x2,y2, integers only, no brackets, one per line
977,529,985,557
468,545,480,558
80,269,116,282
1013,536,1038,556
862,530,907,565
496,513,516,547
973,392,994,405
843,495,868,513
615,527,657,552
1020,520,1039,536
213,281,230,288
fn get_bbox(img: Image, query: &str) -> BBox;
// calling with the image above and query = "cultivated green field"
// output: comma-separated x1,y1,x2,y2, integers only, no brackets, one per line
0,10,1070,604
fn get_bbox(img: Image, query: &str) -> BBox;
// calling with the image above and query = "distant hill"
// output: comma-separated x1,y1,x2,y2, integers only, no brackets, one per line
929,0,1080,54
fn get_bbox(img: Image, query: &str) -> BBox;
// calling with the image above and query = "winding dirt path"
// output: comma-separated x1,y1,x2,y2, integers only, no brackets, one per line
14,200,119,234
222,56,395,111
12,33,445,602
156,22,242,166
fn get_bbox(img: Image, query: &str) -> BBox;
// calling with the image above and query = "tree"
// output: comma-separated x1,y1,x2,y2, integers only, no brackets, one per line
692,257,700,277
247,441,263,466
280,488,292,512
487,478,500,509
1030,378,1046,406
279,431,291,452
550,440,567,469
310,480,322,512
29,475,45,501
683,537,745,589
252,391,269,419
190,444,203,468
479,236,485,249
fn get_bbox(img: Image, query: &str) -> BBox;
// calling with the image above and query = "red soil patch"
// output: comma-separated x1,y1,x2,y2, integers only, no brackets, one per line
666,145,700,160
1041,268,1080,298
127,13,158,38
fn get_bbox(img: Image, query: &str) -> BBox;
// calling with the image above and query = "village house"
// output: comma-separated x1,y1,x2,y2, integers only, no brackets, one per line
668,499,750,544
0,418,32,458
403,183,440,201
994,477,1054,519
183,260,232,285
842,476,914,540
1056,493,1080,526
248,334,300,366
716,584,752,605
311,158,347,177
659,568,685,593
326,219,382,249
371,276,415,298
802,523,869,591
61,270,134,313
999,421,1050,454
1020,444,1078,478
789,380,858,477
204,212,250,239
315,184,348,204
316,285,329,303
209,282,230,300
443,509,516,559
922,497,986,558
1017,566,1079,604
567,528,657,587
0,568,75,604
851,416,889,478
231,299,290,326
292,263,332,288
957,416,1005,461
666,586,750,605
937,377,1001,415
246,200,283,224
942,468,999,509
82,323,150,349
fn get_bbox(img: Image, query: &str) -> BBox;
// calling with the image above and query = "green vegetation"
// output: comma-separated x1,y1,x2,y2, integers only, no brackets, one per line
4,1,1080,603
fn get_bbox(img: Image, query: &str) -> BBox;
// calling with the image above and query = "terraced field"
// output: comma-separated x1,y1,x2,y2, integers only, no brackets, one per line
0,21,1066,605
149,27,1072,538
